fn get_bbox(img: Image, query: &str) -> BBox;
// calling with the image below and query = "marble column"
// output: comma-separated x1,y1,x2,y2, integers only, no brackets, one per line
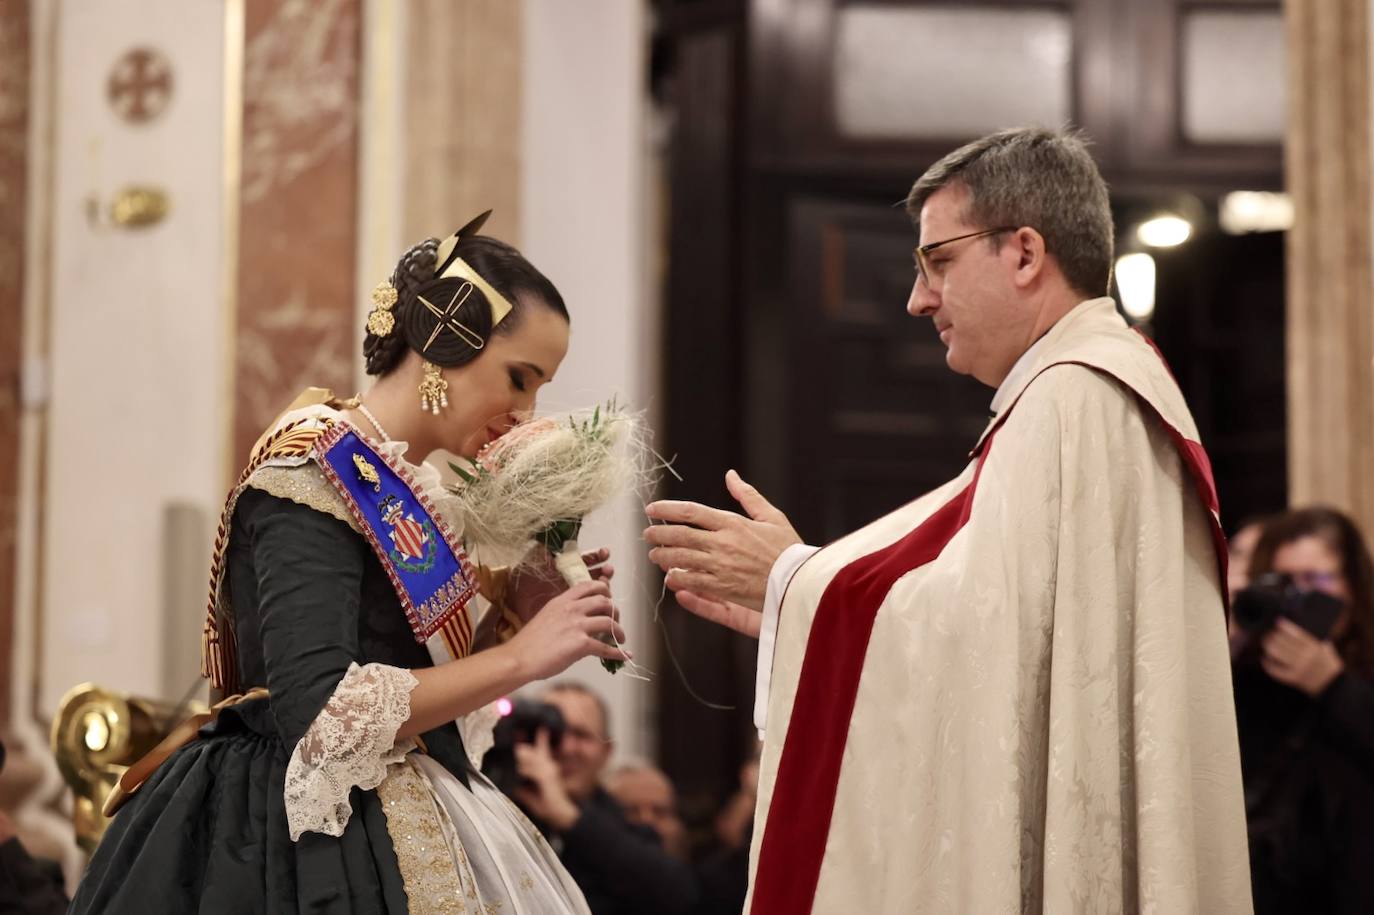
232,0,363,463
1284,0,1374,532
402,0,523,246
0,0,29,730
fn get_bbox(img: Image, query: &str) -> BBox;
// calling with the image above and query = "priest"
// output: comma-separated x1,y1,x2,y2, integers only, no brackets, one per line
645,127,1253,914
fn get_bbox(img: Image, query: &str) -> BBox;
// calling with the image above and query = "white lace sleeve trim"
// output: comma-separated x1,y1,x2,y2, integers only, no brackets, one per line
284,661,419,841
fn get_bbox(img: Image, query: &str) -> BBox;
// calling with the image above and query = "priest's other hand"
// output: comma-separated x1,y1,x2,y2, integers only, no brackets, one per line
644,469,801,616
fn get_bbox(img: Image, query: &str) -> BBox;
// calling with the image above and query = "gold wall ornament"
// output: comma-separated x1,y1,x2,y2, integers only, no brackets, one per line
50,683,206,851
107,47,174,124
419,360,449,415
109,185,171,228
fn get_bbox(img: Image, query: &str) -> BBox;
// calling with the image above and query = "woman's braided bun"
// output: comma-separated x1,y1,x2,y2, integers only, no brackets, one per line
361,235,569,377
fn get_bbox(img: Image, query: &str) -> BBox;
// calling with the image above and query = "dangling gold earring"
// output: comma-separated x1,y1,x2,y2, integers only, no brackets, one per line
419,360,449,415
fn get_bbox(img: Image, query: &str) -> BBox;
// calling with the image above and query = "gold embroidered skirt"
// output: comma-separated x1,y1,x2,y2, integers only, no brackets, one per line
378,754,590,915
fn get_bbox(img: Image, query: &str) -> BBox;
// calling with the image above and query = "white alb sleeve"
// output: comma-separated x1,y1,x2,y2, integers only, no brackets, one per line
755,543,820,736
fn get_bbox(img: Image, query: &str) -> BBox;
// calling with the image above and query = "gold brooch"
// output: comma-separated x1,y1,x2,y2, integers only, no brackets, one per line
353,452,382,492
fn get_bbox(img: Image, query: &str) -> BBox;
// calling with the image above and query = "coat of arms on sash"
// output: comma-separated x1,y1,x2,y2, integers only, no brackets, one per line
307,420,476,654
380,494,436,572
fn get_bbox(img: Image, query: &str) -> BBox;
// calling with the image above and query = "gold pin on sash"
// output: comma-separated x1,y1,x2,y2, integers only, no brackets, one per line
353,453,382,492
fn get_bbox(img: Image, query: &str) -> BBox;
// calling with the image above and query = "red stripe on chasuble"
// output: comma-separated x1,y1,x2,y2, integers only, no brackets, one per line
1054,346,1231,610
1125,331,1231,604
750,440,995,915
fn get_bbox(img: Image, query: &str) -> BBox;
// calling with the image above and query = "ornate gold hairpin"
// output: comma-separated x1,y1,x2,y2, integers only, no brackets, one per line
431,210,514,330
418,285,486,352
436,257,513,327
365,210,512,354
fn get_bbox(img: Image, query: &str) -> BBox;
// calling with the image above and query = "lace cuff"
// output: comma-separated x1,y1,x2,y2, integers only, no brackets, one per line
284,661,419,841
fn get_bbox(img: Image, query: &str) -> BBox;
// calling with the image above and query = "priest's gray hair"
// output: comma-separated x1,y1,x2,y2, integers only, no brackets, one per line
906,126,1114,298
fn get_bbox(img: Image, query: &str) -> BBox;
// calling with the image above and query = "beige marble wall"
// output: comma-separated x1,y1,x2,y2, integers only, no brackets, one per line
0,0,29,730
40,0,229,713
520,0,652,761
402,0,522,246
232,0,362,462
1284,0,1374,533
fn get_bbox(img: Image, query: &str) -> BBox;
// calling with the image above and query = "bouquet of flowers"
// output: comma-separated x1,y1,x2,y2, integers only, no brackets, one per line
448,402,648,672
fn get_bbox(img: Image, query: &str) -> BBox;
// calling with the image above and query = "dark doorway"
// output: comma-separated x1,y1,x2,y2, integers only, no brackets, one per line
1150,228,1289,530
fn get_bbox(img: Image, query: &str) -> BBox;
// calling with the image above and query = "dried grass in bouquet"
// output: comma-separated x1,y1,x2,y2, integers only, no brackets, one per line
447,401,658,672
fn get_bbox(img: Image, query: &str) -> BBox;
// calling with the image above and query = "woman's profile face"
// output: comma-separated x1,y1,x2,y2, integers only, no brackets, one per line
440,301,570,459
1271,534,1351,604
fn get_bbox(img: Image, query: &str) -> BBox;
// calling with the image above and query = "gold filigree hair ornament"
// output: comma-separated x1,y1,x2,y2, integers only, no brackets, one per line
365,281,399,336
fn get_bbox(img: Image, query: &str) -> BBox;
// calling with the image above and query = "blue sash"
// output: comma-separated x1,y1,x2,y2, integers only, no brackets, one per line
313,422,476,651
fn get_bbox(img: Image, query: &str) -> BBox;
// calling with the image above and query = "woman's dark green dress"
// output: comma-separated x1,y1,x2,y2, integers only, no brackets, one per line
68,411,588,915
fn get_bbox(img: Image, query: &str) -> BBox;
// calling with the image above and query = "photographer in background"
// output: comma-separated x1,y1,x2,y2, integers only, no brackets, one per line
507,683,698,915
1232,507,1374,914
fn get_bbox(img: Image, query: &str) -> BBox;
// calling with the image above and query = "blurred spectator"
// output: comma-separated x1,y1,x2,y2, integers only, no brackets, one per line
1232,507,1374,915
1228,514,1272,596
712,741,759,853
512,682,698,914
606,763,688,861
0,740,68,915
693,742,761,915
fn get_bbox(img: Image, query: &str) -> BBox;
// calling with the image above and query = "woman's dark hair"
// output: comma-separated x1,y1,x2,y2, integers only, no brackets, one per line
1248,506,1374,673
363,235,568,376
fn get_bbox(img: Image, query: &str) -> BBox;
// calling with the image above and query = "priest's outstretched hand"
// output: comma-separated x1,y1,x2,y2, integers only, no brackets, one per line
644,469,801,638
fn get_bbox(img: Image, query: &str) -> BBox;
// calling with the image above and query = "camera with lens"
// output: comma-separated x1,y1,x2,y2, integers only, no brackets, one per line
480,699,566,797
1232,572,1344,640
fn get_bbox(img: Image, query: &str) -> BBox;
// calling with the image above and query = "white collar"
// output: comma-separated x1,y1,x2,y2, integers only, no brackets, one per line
988,297,1117,417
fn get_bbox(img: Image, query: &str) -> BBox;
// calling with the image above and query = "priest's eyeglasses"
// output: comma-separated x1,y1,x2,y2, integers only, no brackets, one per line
913,226,1019,287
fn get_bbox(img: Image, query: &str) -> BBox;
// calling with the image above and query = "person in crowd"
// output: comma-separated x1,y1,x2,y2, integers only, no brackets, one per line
1233,506,1374,914
1229,514,1273,596
513,682,698,914
606,762,689,861
692,742,761,915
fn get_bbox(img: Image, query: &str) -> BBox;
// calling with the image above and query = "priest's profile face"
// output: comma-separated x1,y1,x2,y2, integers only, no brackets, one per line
907,183,1039,387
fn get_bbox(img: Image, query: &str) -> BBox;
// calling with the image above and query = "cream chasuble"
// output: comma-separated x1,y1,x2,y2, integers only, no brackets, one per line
747,298,1252,914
